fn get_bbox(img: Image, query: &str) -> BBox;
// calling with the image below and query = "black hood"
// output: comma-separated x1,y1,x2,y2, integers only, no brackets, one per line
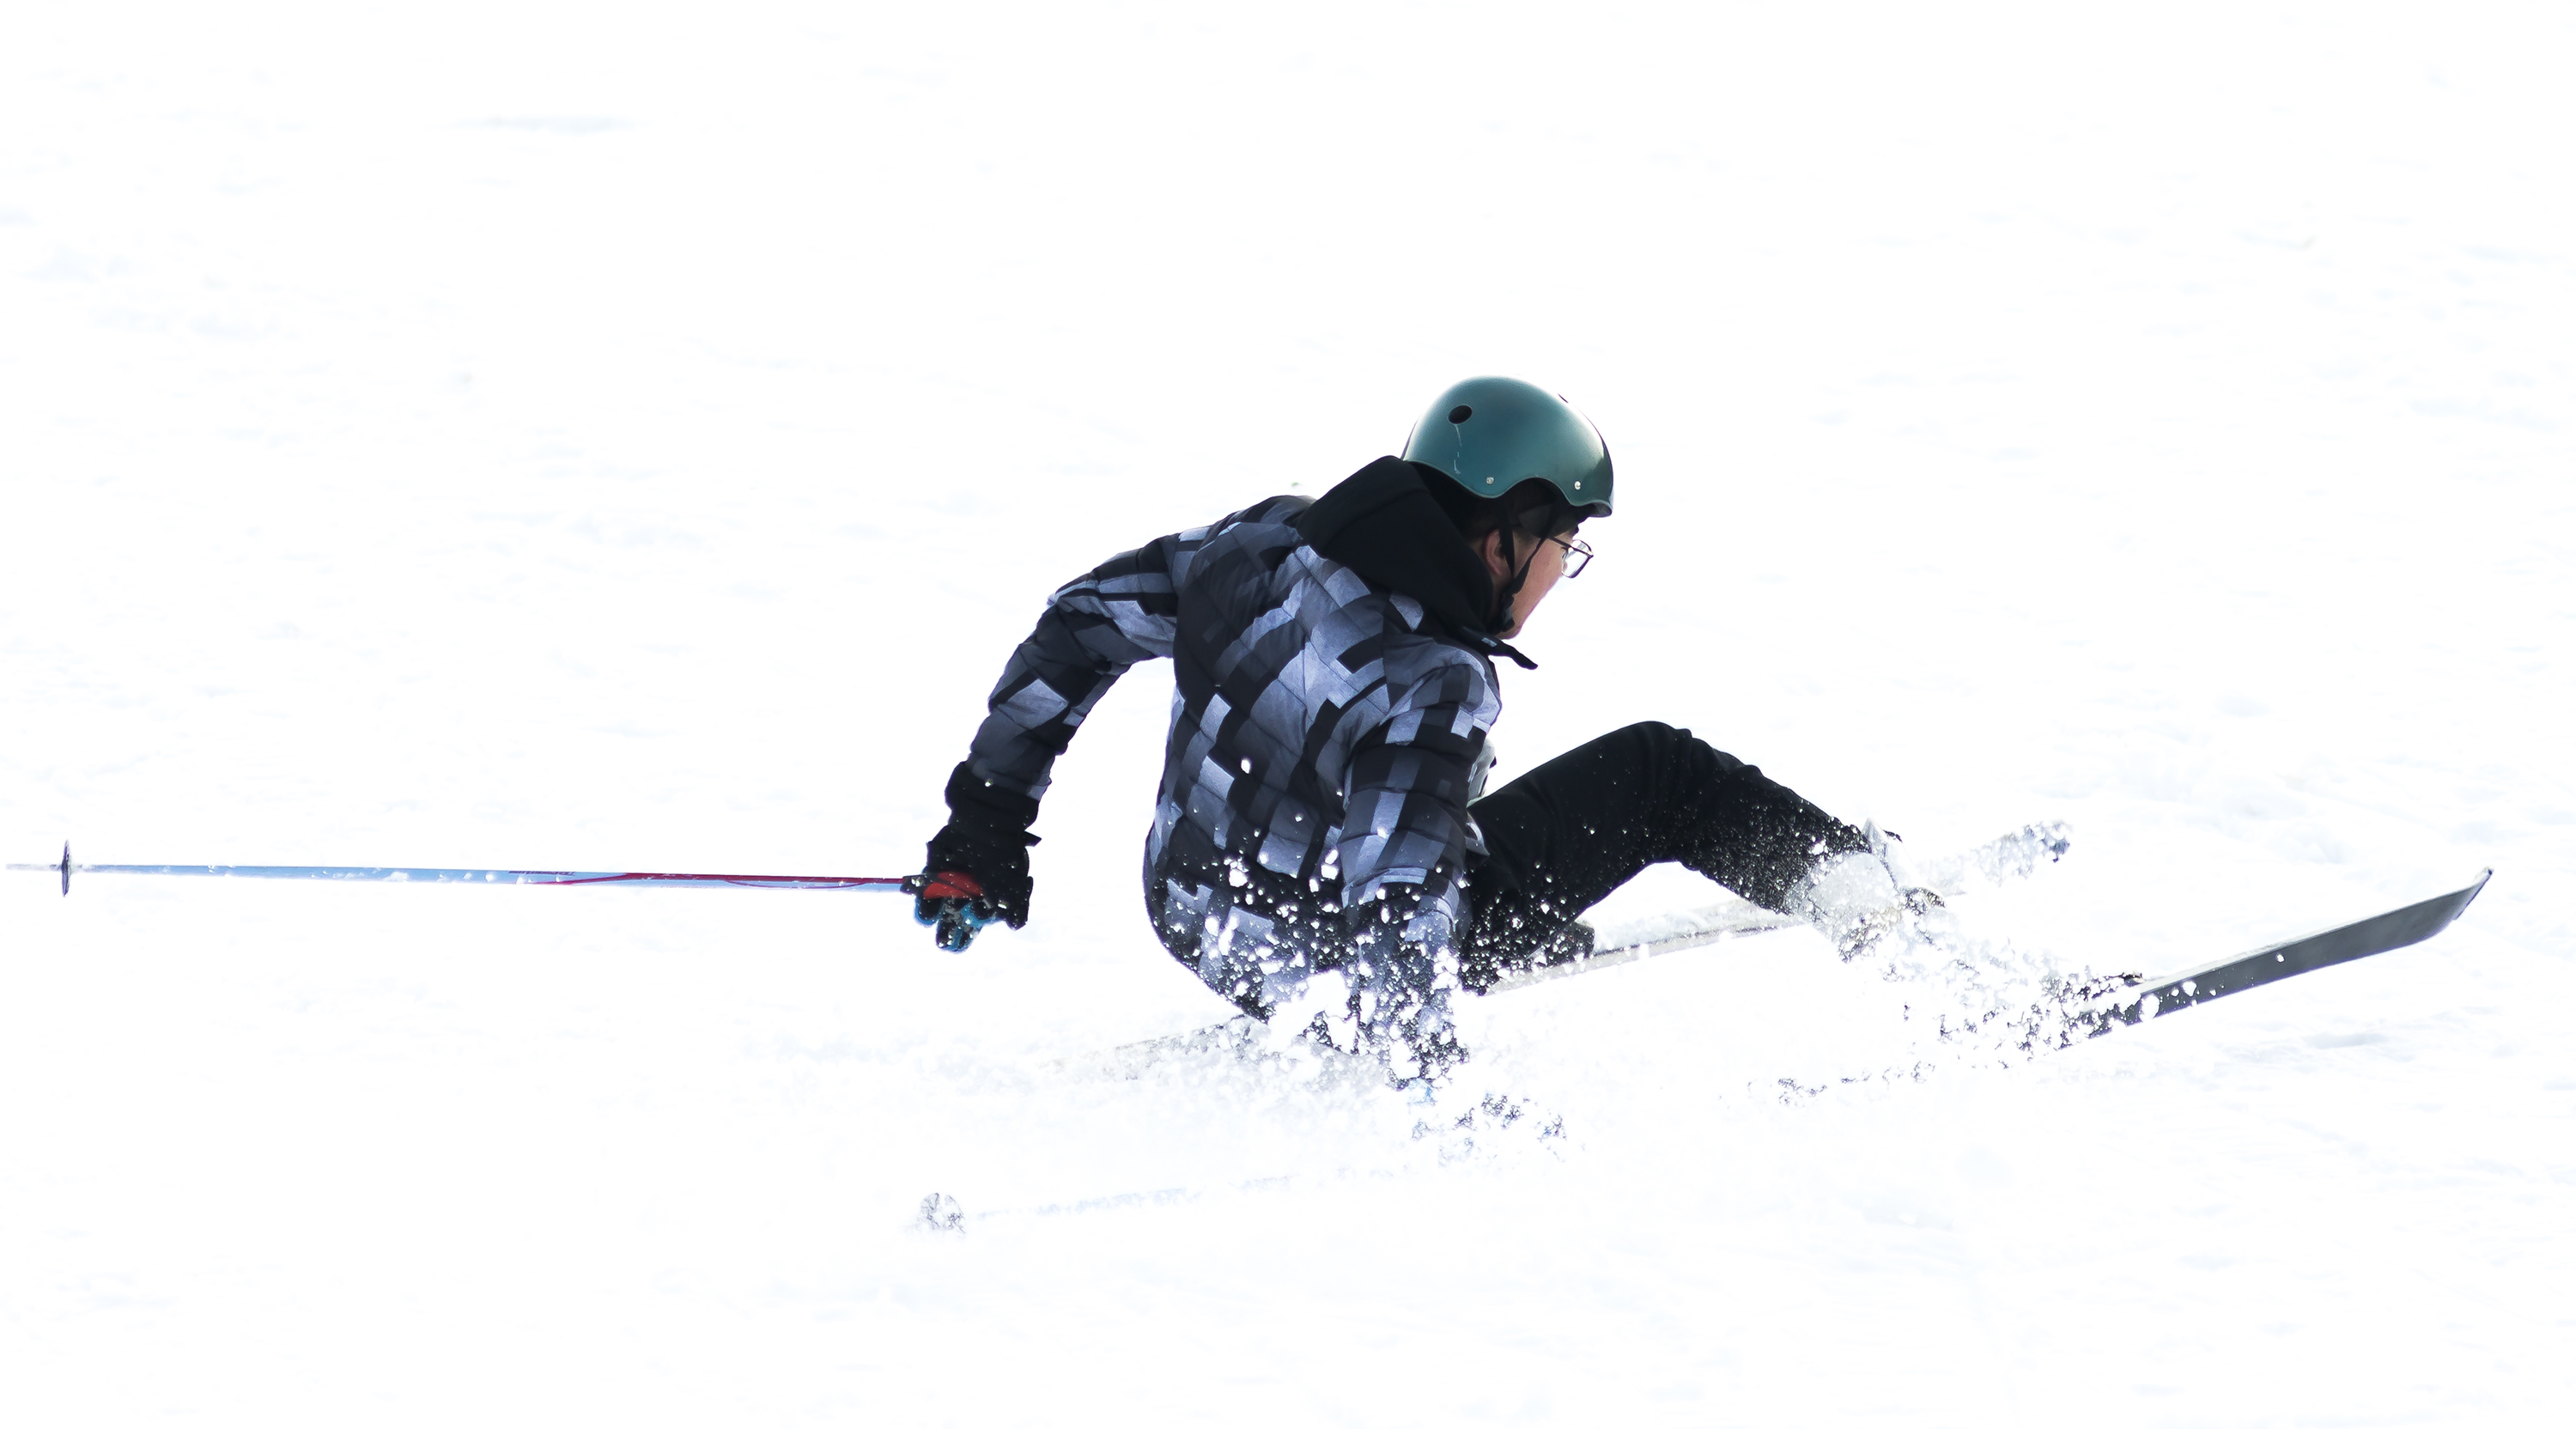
1289,457,1537,668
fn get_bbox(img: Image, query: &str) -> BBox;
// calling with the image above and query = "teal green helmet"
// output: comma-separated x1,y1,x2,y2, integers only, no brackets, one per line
1400,376,1613,520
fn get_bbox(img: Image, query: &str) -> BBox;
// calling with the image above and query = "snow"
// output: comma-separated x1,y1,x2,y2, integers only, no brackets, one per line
3,2,2572,1422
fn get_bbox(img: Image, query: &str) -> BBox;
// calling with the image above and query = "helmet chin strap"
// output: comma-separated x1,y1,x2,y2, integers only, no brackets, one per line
1490,529,1538,633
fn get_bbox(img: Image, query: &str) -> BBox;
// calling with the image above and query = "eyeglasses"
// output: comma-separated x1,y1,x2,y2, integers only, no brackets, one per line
1547,533,1595,579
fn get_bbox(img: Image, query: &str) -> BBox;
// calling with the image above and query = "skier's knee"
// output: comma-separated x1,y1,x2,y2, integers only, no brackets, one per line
1608,720,1728,771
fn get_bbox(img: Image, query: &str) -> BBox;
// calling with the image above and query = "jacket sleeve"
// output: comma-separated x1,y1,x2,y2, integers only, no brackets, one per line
1331,648,1497,948
956,526,1196,813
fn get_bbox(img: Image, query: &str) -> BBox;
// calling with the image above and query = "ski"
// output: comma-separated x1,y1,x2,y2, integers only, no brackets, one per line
1480,902,1801,993
2067,870,2490,1038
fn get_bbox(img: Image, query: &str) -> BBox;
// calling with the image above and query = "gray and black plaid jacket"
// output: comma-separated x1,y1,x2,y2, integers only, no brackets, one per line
960,492,1502,1012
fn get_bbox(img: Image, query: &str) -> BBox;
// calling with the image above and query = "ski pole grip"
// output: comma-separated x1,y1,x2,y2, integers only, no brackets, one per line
905,872,988,902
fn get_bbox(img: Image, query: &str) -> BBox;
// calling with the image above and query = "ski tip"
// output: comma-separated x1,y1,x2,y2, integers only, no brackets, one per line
2461,868,2493,911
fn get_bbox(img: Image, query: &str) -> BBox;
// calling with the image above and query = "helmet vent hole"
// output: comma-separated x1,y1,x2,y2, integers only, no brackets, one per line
1448,405,1473,423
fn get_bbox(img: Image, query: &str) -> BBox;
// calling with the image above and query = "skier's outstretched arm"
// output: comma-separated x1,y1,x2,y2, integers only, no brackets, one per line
915,528,1194,949
1327,654,1496,1074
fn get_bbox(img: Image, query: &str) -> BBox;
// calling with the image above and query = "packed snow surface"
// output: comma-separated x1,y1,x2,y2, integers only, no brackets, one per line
4,4,2572,1424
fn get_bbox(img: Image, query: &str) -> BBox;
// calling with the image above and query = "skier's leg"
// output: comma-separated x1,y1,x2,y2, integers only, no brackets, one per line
1464,721,1864,988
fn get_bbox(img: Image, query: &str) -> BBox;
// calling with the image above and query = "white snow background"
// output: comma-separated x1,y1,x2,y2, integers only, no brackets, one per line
3,3,2572,1424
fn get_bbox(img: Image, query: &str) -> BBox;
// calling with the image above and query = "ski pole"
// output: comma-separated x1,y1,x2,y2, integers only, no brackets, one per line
6,844,969,898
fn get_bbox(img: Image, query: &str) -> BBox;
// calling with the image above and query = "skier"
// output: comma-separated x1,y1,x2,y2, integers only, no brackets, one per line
914,377,1923,1083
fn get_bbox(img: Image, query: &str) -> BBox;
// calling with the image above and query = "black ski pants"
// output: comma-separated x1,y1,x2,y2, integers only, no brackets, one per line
1460,721,1865,990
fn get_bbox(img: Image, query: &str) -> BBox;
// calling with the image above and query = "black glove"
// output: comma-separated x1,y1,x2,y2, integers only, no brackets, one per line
911,763,1039,952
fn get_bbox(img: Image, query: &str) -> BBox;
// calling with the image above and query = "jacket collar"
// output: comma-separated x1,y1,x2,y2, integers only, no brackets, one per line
1288,457,1539,670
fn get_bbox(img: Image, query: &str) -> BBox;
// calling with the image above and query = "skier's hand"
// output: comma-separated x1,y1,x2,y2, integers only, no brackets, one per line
1338,894,1468,1090
911,818,1035,952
